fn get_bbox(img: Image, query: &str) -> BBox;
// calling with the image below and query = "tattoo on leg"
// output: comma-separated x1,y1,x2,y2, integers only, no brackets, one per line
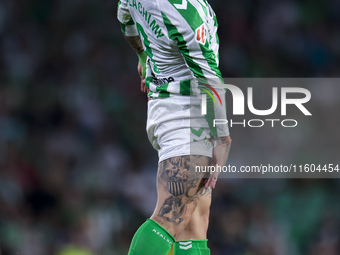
157,156,207,225
200,187,212,197
159,196,184,224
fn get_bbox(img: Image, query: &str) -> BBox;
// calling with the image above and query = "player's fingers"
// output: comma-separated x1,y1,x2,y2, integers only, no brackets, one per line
141,78,146,93
147,88,151,100
205,176,217,189
137,62,143,78
205,167,219,189
205,177,215,189
211,178,217,189
204,178,212,189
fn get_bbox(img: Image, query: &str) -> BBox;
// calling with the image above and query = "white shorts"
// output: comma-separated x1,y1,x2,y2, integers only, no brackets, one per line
146,95,216,162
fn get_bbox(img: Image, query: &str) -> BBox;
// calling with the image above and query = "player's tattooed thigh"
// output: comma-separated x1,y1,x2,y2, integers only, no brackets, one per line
156,156,209,225
200,186,212,197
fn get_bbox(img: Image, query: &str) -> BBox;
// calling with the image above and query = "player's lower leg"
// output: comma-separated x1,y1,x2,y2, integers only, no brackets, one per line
128,155,209,255
127,218,174,255
173,187,212,255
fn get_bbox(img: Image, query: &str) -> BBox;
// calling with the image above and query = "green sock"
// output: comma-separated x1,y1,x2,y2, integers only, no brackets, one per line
128,219,175,255
174,240,210,255
167,245,174,255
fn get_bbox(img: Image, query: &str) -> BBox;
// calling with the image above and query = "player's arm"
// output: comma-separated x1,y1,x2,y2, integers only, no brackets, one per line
204,136,232,189
117,0,147,82
124,35,148,92
124,35,144,54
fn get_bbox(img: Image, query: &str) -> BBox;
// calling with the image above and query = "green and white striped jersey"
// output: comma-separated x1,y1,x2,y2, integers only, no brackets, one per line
117,0,222,98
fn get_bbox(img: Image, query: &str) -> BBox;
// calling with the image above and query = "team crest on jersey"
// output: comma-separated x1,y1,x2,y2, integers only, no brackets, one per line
195,24,206,45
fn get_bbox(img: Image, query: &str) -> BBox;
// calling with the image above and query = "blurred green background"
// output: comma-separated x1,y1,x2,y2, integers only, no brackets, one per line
0,0,340,254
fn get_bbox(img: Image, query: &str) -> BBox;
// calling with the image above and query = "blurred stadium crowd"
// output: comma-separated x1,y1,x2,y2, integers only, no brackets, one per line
0,0,340,254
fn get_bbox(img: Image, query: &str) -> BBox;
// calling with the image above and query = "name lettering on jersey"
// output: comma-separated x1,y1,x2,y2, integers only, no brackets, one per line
195,23,206,45
127,0,165,38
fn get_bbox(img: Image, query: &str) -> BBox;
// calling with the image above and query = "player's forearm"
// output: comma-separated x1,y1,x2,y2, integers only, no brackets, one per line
216,136,232,145
124,35,144,54
215,136,232,166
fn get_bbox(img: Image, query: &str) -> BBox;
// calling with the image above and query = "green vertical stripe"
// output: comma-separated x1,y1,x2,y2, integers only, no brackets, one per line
136,23,153,59
161,12,205,78
199,44,222,78
168,0,222,78
179,79,191,95
136,22,161,74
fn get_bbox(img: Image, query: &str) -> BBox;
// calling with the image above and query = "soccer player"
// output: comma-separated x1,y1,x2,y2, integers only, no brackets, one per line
117,0,232,254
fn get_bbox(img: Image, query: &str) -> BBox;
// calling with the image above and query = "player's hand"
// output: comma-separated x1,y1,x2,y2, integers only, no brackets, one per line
138,62,146,93
138,62,143,79
205,136,232,189
138,62,150,98
141,77,146,93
